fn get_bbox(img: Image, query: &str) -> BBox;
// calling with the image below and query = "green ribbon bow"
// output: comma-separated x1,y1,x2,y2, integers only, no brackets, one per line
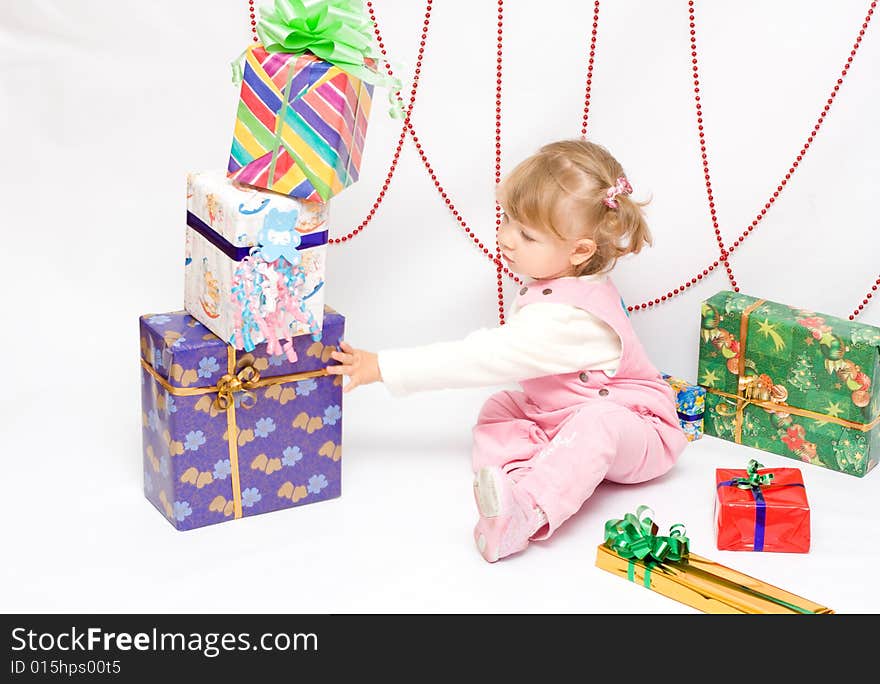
244,0,403,117
603,505,689,587
730,458,775,490
603,504,820,612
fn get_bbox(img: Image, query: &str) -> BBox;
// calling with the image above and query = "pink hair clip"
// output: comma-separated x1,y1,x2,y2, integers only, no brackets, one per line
604,176,633,209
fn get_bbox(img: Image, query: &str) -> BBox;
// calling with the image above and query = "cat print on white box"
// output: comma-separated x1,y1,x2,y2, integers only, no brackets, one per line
184,171,329,355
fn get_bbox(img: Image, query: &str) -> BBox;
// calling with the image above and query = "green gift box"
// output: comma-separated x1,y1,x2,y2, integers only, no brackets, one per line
697,290,880,477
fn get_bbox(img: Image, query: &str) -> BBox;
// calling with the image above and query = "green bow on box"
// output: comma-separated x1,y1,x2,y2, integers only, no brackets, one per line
240,0,403,117
603,505,689,586
729,458,775,490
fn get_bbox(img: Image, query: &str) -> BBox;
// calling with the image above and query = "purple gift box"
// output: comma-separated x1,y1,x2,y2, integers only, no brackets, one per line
139,305,344,530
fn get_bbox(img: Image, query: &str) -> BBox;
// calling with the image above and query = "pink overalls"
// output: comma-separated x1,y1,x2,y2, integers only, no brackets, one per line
472,276,688,539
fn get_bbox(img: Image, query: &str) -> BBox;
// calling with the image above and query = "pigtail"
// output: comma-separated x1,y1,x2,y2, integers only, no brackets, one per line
608,193,652,254
575,182,652,276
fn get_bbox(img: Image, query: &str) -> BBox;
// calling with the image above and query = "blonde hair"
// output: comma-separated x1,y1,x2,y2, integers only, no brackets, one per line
497,139,652,276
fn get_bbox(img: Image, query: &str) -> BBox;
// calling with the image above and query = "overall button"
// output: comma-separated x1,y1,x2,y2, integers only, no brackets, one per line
598,388,610,397
542,288,553,295
578,372,588,383
519,286,528,295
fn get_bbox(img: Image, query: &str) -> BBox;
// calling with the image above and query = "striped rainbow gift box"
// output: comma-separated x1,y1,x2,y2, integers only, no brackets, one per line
228,44,375,203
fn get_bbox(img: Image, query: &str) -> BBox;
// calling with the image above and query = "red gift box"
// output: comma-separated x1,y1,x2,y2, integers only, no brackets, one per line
714,462,810,553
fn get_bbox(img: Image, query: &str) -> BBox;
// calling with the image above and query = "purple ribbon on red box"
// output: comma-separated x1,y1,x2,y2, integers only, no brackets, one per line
717,459,804,551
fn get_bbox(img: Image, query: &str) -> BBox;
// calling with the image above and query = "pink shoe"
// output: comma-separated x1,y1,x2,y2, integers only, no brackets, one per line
472,466,543,563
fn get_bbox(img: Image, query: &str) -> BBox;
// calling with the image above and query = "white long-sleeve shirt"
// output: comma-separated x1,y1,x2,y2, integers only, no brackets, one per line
377,275,623,397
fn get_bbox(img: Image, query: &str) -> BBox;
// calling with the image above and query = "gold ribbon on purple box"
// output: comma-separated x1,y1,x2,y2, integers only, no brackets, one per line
141,348,328,520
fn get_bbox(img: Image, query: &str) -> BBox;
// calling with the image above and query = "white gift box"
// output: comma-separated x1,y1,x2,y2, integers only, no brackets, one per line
184,171,329,356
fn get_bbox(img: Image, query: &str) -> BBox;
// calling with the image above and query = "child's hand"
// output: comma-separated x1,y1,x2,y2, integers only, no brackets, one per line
327,341,382,393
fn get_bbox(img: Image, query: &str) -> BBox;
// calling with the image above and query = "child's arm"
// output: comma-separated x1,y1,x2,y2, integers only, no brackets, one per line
327,302,621,396
327,341,382,393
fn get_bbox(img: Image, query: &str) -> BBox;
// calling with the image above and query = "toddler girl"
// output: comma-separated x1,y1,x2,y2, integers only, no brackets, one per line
328,139,688,562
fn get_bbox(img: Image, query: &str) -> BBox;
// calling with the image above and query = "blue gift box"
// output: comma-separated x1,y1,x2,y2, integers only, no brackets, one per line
662,373,706,441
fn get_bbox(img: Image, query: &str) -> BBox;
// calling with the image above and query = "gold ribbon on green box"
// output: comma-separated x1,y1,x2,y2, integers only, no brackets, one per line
707,299,880,443
141,347,328,520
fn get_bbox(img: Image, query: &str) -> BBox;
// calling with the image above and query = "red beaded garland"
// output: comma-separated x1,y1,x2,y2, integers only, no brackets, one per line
357,0,603,316
849,275,880,320
689,1,739,293
495,1,506,324
255,1,876,321
627,0,876,316
725,0,874,259
327,1,431,246
248,0,258,41
361,1,524,290
580,1,601,138
329,0,597,318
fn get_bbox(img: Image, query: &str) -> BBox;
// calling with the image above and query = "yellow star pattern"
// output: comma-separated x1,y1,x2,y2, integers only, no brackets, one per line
757,319,786,351
700,369,720,387
824,401,844,419
757,319,776,335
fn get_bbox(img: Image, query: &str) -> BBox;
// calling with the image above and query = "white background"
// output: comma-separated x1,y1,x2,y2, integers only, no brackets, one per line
1,0,878,614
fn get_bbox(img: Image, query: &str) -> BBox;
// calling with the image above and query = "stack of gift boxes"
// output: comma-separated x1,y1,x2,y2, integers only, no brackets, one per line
139,4,379,531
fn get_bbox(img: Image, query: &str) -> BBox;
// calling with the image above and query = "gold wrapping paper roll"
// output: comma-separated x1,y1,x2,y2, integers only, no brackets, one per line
595,544,833,614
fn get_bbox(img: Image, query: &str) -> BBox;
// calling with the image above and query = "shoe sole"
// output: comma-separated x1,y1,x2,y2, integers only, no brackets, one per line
474,467,503,518
474,526,498,563
474,467,505,562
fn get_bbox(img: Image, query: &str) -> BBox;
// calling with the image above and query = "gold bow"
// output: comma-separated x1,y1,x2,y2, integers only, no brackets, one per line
214,361,261,410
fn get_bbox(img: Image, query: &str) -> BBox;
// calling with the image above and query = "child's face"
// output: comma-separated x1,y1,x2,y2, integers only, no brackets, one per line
497,211,590,280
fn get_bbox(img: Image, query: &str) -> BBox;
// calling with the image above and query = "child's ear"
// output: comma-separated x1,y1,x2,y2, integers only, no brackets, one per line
570,238,597,267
